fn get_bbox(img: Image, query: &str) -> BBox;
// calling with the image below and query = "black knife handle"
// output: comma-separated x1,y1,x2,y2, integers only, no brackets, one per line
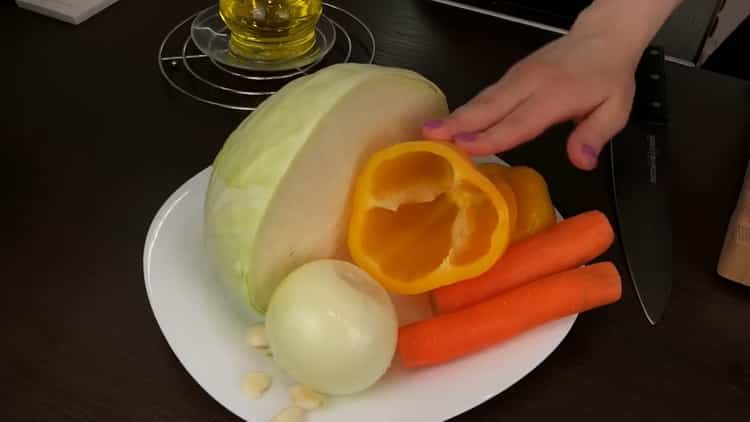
633,46,668,126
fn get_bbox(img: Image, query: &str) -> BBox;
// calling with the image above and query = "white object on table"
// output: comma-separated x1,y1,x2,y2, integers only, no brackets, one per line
16,0,119,25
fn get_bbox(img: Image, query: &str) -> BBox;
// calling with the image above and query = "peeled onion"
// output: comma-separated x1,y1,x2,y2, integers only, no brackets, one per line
265,259,398,395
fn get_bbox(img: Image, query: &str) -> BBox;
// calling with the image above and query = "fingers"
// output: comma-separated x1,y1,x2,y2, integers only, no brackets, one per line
422,70,534,141
566,95,632,170
456,89,594,156
421,56,633,169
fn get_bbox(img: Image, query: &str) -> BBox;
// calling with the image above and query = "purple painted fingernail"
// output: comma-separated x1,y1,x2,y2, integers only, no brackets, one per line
423,119,443,129
455,132,478,142
582,144,599,167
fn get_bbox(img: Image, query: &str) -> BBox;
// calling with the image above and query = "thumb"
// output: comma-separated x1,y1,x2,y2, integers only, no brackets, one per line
566,98,631,170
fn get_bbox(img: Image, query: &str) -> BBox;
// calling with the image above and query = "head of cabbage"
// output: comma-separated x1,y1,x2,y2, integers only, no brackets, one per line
203,63,448,315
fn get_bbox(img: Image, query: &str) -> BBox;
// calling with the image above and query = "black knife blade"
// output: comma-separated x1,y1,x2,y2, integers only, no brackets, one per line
610,46,672,325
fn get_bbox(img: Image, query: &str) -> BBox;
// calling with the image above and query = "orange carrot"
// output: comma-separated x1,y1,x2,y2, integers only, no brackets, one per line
433,210,614,313
398,262,622,368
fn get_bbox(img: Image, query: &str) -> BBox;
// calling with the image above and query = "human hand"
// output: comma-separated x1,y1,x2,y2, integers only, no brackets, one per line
422,27,641,170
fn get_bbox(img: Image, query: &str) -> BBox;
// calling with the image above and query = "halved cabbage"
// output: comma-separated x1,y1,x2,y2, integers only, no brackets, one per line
203,63,448,313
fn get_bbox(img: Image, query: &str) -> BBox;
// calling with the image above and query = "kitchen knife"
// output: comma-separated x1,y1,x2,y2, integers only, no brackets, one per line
610,46,672,325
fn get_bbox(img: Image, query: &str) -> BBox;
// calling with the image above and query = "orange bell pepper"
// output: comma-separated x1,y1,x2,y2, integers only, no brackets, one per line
478,163,556,243
476,163,519,236
347,141,511,295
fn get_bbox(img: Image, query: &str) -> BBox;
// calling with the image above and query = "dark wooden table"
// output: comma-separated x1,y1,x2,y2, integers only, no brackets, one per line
3,0,749,421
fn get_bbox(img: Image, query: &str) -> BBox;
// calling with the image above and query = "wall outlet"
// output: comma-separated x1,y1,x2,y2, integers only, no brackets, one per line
698,0,750,64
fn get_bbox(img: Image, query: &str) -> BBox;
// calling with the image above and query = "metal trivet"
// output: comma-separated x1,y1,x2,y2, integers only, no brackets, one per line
158,3,376,111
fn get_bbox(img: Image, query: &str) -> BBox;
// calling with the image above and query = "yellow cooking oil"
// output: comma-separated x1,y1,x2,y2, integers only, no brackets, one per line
219,0,322,62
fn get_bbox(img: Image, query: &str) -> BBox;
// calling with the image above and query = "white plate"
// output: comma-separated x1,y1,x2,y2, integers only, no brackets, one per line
143,157,575,422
